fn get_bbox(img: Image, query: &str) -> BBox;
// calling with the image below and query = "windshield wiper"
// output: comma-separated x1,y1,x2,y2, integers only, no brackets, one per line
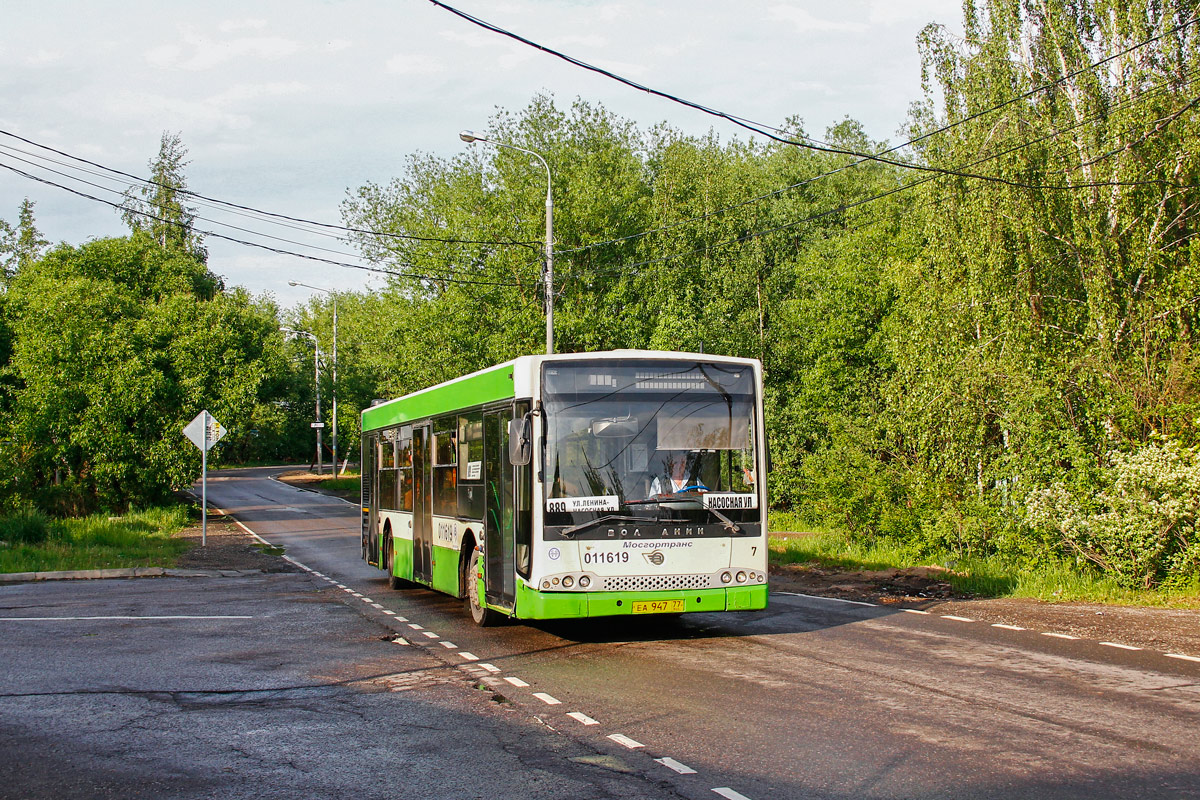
560,514,650,539
705,505,741,534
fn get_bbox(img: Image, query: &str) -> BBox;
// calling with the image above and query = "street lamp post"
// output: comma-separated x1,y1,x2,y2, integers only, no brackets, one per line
288,282,338,473
458,130,554,355
282,328,323,474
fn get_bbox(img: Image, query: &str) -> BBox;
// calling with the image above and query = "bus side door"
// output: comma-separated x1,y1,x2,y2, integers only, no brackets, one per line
483,408,516,610
412,423,433,584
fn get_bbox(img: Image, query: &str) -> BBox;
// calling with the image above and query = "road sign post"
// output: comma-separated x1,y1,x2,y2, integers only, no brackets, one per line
183,410,227,546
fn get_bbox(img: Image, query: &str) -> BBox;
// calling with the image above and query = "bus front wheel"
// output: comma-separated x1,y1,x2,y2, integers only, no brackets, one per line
466,548,500,627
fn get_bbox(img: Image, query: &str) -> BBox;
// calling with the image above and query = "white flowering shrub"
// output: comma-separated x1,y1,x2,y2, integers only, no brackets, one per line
1025,441,1200,589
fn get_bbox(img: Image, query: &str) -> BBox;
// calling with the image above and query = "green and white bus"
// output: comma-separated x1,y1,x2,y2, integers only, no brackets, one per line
360,350,768,625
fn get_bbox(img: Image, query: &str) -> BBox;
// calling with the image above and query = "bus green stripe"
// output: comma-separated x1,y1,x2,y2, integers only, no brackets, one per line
362,363,516,432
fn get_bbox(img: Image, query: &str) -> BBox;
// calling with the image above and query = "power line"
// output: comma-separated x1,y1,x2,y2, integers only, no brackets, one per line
0,128,538,250
427,0,1198,191
549,18,1200,256
561,71,1200,276
0,161,522,288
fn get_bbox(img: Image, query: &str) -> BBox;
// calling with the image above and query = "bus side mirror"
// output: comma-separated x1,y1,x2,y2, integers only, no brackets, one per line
508,414,532,466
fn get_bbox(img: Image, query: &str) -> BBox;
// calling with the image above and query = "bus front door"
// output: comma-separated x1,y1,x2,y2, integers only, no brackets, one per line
484,410,516,610
413,424,433,584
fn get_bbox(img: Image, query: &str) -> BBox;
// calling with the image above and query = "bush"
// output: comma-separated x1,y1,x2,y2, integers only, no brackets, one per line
1026,440,1200,589
0,507,58,544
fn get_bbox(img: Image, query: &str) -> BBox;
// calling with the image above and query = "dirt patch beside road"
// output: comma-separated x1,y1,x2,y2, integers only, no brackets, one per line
769,558,1200,657
276,469,359,501
174,518,303,574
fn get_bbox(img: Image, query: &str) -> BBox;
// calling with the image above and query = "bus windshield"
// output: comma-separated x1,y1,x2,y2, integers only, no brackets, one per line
543,360,758,515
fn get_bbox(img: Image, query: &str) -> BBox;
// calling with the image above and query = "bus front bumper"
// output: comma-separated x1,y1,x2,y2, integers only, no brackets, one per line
512,583,768,620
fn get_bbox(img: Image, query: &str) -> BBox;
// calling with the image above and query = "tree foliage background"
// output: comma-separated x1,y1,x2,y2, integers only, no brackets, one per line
336,0,1200,588
1,0,1197,587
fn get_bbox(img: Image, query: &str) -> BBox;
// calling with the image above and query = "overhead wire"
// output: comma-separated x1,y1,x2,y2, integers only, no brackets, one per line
559,69,1200,283
0,127,538,250
0,161,523,288
553,16,1200,256
426,0,1199,191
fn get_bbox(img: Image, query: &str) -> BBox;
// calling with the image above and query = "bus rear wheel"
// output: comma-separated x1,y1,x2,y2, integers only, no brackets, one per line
466,548,500,627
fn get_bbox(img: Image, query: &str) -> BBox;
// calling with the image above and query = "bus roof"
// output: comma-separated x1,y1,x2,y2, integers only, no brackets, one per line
360,349,761,432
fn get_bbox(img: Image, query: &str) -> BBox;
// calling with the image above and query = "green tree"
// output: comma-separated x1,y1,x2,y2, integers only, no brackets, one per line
122,132,207,263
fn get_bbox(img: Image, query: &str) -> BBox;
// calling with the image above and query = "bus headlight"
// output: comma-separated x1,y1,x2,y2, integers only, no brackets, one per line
579,575,591,588
736,571,747,583
720,571,732,584
562,575,575,588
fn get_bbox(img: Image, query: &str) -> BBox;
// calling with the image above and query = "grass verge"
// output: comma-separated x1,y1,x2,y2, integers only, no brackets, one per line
769,529,1200,609
0,505,192,574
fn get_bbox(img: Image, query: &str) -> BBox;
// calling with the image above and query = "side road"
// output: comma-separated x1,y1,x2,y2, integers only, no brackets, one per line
0,573,704,800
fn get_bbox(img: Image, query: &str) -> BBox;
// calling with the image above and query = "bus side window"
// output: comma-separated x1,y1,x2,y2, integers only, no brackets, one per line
432,415,458,517
458,412,484,519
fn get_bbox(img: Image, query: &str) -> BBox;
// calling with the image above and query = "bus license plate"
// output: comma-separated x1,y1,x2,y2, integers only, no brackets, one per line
632,600,684,614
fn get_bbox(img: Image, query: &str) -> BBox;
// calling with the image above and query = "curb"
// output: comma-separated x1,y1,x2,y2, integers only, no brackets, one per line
0,567,267,584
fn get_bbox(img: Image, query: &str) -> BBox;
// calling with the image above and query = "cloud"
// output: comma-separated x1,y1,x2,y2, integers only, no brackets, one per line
766,5,869,33
26,49,63,66
866,0,960,26
385,54,443,76
144,33,302,71
219,19,269,34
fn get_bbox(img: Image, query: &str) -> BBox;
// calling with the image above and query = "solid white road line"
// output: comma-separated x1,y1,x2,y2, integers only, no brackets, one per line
0,615,253,621
775,592,877,607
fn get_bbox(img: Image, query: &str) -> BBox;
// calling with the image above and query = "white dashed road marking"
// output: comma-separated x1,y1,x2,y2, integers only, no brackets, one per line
533,692,561,705
479,663,501,673
458,652,479,661
656,757,697,774
504,677,530,687
712,788,753,800
942,615,975,623
1043,632,1080,640
1166,653,1200,663
992,624,1025,631
607,733,643,749
567,712,599,725
440,641,457,649
1101,642,1142,651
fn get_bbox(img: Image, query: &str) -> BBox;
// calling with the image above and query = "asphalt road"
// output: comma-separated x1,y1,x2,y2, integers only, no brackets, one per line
6,466,1196,800
203,467,1200,800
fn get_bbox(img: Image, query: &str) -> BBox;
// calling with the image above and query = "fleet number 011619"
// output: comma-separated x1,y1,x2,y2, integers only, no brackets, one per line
583,551,629,565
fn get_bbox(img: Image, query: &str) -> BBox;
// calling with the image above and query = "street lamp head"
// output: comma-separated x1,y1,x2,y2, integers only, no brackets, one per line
288,280,299,287
459,130,483,144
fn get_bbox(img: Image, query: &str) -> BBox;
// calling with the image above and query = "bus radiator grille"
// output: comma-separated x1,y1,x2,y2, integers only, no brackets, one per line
601,574,713,591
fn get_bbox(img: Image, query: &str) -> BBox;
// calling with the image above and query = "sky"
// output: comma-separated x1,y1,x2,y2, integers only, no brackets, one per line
0,0,963,308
